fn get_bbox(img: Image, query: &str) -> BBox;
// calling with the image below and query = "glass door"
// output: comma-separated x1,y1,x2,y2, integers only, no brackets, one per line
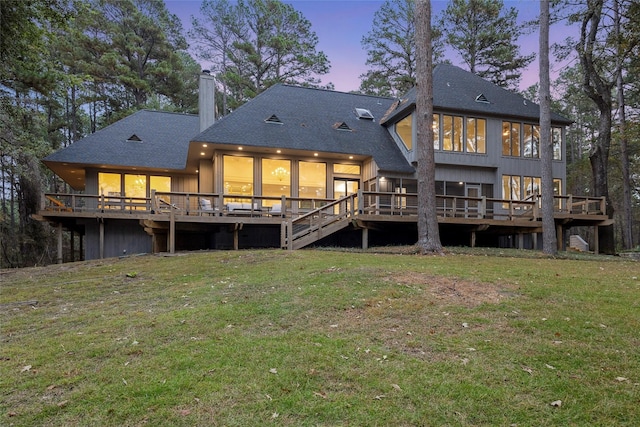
334,179,359,214
466,184,482,218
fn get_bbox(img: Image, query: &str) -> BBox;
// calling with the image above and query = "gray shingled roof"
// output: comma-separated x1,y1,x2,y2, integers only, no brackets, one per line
45,65,568,183
44,110,199,169
382,64,572,125
192,85,415,174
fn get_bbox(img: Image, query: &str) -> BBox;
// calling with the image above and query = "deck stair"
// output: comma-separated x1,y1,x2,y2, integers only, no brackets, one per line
569,235,589,252
283,194,356,250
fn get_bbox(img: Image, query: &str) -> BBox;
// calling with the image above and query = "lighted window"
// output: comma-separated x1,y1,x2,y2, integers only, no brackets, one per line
466,118,486,153
299,161,326,199
262,159,291,207
552,127,562,160
396,114,412,150
333,164,361,175
502,175,521,208
443,115,452,150
523,124,540,158
125,174,146,199
442,115,463,152
224,155,254,196
502,122,521,156
150,176,171,193
150,176,171,203
432,114,440,150
523,176,541,199
98,173,121,196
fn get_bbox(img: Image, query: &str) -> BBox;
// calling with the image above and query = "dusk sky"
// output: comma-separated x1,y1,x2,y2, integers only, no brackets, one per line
165,0,577,93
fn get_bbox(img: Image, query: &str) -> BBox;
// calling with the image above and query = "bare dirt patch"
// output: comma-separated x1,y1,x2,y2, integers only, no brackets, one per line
390,272,513,308
326,273,518,361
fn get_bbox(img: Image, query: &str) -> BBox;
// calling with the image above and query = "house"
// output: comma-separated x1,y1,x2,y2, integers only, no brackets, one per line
37,65,610,262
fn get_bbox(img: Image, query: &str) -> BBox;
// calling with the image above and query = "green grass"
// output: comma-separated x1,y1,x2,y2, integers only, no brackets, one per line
1,248,639,426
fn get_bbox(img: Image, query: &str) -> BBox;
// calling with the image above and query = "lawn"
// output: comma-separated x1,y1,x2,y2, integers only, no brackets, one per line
1,248,639,426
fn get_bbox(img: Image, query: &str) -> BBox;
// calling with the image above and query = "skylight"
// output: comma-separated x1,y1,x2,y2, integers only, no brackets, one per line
475,94,490,104
334,122,352,132
355,108,374,120
127,134,142,142
264,114,283,124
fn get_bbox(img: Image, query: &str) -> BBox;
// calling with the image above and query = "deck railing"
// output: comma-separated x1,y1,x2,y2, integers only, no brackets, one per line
41,191,606,219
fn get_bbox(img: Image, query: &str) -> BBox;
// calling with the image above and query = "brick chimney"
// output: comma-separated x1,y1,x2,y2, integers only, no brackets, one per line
199,70,216,132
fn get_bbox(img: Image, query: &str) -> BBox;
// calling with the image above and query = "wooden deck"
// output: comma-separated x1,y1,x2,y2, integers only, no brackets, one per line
36,190,611,259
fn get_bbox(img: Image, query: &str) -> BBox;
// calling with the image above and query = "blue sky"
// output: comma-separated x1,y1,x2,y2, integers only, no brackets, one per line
165,0,576,93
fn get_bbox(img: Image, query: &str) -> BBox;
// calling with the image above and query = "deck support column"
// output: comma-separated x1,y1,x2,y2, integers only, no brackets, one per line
556,224,563,252
470,231,476,248
593,225,599,255
70,231,75,262
99,219,104,259
362,228,368,250
287,220,294,250
57,223,63,264
517,233,524,249
532,232,537,250
280,221,287,249
233,223,242,250
169,208,175,254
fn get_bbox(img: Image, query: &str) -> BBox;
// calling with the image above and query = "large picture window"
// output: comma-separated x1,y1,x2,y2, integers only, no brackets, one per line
504,122,559,160
125,174,146,199
299,161,326,199
503,176,561,208
523,124,540,158
466,118,486,153
502,121,521,156
396,114,412,150
523,176,541,199
502,175,521,207
262,158,291,206
98,173,121,196
442,115,463,151
223,155,254,196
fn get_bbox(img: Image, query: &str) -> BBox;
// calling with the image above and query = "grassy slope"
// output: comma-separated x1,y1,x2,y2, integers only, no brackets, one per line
1,249,639,426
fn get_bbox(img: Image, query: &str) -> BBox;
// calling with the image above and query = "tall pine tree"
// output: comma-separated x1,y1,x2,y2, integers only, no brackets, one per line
437,0,534,90
359,0,444,97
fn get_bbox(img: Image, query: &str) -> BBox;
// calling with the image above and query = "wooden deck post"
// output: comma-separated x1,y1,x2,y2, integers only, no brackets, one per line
70,231,75,262
470,230,476,248
169,208,175,254
99,219,104,259
556,224,563,252
280,221,287,249
593,225,599,255
362,228,369,250
287,219,294,250
233,223,243,250
57,223,63,264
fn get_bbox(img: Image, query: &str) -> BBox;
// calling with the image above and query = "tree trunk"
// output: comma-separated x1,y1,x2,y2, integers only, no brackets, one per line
415,0,443,254
577,0,616,254
614,0,633,250
539,0,557,255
